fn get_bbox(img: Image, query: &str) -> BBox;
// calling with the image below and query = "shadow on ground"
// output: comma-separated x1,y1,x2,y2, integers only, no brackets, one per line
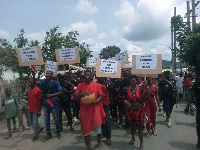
169,141,198,150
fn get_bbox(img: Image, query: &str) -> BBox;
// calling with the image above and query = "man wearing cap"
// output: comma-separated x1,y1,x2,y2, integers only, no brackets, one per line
158,71,175,127
37,71,63,142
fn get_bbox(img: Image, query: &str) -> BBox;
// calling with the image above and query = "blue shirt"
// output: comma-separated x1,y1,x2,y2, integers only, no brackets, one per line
39,80,62,94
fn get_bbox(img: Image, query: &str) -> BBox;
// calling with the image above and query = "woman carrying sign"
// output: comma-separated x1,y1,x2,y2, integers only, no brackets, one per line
74,69,106,150
121,75,144,150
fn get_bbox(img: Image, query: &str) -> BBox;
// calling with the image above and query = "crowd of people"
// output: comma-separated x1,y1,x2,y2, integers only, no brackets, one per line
1,69,200,150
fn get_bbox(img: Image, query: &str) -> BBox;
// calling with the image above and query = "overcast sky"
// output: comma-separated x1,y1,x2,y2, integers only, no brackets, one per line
0,0,200,61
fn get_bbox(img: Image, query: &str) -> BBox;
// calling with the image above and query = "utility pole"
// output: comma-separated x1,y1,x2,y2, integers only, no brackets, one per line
170,17,174,74
173,7,177,73
192,0,196,31
186,1,191,30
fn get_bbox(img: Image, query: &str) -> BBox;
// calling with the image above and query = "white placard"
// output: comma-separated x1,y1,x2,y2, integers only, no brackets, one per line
117,51,126,62
59,48,76,61
89,57,97,65
19,46,39,62
100,59,118,73
125,62,132,67
108,57,115,61
136,54,157,69
46,60,57,72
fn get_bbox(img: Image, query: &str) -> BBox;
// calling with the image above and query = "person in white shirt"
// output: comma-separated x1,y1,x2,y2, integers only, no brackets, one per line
175,72,184,101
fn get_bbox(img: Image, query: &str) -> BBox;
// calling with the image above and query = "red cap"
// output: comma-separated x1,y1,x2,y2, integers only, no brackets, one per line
29,78,33,82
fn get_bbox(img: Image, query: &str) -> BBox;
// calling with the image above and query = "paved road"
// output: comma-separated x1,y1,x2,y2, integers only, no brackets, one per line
0,102,198,150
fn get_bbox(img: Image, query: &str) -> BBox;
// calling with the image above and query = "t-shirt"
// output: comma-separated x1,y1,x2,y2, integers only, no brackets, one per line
97,83,109,106
4,95,17,119
158,79,173,100
28,86,42,113
175,76,184,87
39,80,62,99
192,81,200,103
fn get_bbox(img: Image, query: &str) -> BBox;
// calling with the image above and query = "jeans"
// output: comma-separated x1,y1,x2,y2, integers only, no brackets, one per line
43,99,60,132
29,112,43,136
101,105,111,139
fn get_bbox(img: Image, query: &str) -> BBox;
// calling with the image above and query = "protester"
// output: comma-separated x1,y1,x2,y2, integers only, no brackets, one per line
96,77,112,145
186,71,200,148
18,83,30,132
175,72,184,102
37,71,63,142
158,71,175,128
74,69,106,150
57,74,74,131
2,87,17,139
143,78,162,138
122,75,144,150
28,78,45,141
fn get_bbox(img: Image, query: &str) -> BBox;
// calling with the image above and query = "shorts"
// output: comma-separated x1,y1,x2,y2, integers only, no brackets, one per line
176,86,183,94
83,126,101,136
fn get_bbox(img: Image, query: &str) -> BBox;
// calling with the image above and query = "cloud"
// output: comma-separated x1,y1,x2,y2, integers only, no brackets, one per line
61,21,97,35
109,28,119,38
25,31,46,43
0,30,9,39
98,33,107,39
75,0,99,14
114,0,185,41
120,38,142,53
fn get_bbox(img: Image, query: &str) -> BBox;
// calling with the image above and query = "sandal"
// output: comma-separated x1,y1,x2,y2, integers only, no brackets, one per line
145,132,151,138
129,139,135,145
152,130,157,136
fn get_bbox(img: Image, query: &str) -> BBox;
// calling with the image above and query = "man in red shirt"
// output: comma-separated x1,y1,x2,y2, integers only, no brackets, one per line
28,79,44,141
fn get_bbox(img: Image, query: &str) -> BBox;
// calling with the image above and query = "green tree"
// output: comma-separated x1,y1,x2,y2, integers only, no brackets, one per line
179,23,200,70
99,46,121,59
0,26,92,78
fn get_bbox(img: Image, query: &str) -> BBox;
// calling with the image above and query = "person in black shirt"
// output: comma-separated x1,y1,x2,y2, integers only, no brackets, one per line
187,71,200,149
158,71,175,128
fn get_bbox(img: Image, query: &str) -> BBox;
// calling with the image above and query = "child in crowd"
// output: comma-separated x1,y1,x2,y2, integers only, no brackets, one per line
2,87,18,139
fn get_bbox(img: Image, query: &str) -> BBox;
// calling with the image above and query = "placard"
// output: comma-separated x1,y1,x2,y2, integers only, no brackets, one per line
115,51,129,65
132,54,162,75
123,62,132,68
16,46,44,66
96,58,121,78
86,57,97,67
55,47,80,64
45,60,58,77
100,59,118,73
136,54,157,69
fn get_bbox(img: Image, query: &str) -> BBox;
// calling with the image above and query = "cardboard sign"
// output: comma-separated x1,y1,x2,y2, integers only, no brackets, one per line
115,51,129,65
55,47,80,64
45,60,58,77
123,62,132,68
131,54,162,75
86,57,97,67
16,46,44,66
96,58,121,78
136,54,157,69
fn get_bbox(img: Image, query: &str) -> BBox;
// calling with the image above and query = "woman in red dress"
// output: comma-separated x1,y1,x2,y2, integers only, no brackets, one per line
143,78,162,138
122,75,144,150
74,70,106,150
